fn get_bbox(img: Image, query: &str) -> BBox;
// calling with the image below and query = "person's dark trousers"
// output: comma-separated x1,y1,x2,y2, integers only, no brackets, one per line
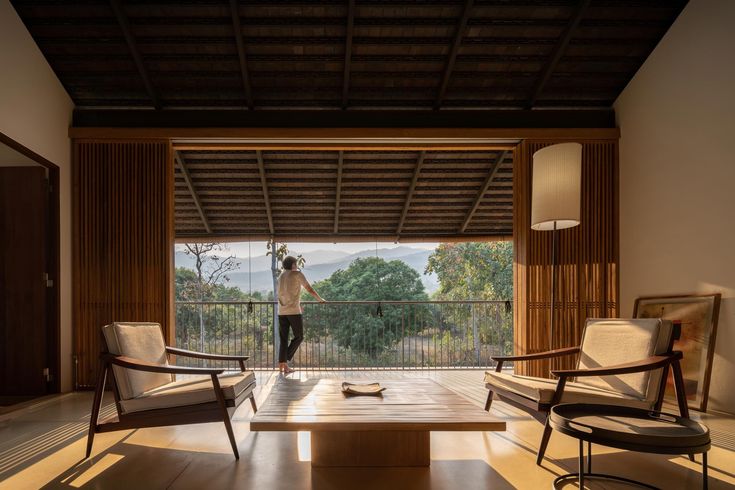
278,314,304,363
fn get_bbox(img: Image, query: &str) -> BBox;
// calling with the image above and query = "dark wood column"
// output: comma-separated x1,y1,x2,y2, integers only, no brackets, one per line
73,140,174,388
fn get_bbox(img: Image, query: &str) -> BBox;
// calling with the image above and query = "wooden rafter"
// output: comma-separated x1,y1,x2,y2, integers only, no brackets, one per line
175,152,211,234
341,0,356,109
396,151,426,235
229,0,254,109
109,0,161,109
333,151,344,233
459,150,508,233
526,0,591,109
255,150,274,235
434,0,474,110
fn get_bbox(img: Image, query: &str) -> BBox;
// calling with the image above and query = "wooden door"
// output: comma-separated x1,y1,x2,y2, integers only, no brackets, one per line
0,166,49,396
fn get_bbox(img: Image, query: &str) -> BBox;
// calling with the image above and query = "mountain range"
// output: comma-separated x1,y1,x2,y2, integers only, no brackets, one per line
175,246,439,294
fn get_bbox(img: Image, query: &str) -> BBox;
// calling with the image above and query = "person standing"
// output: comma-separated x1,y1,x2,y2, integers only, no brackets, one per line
276,256,325,374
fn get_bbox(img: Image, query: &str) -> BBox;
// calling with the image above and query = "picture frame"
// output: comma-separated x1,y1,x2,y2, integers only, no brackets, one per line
633,293,721,412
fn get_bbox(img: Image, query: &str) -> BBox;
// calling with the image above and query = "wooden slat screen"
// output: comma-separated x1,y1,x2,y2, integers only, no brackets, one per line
513,140,618,377
73,140,173,388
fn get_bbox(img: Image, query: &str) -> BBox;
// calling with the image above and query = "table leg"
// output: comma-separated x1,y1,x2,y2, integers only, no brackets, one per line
579,439,585,488
311,430,430,467
587,441,592,473
703,452,708,490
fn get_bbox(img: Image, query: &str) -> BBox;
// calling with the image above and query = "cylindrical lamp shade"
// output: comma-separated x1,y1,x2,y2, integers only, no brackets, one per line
531,142,582,231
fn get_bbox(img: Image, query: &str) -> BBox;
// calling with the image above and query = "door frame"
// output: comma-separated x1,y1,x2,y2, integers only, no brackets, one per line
0,131,61,394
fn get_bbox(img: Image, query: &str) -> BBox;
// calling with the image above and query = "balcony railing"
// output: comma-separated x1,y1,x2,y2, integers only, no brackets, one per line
174,300,513,370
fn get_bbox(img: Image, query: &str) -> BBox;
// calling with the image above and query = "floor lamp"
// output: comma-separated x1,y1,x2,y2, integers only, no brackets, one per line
531,143,582,351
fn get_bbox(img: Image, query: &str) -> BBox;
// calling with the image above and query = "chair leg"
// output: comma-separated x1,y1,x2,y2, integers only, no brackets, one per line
249,393,258,413
484,390,493,411
212,375,240,459
86,363,108,459
536,417,554,466
671,360,696,462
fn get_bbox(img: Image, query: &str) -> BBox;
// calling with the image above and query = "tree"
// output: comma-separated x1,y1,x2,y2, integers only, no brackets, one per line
310,257,429,356
182,243,240,344
425,241,513,301
425,241,513,358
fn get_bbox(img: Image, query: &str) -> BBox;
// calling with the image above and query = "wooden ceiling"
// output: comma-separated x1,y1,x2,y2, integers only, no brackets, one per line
13,0,686,110
174,149,513,240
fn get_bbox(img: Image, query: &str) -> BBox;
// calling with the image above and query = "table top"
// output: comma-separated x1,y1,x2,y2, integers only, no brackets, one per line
250,378,506,432
550,403,710,453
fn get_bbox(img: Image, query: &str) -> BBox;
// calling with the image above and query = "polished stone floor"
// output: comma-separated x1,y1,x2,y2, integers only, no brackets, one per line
0,370,733,489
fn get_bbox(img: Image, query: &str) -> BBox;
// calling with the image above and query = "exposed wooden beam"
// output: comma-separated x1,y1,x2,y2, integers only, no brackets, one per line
229,0,254,109
526,0,591,109
341,0,356,109
109,0,161,110
72,109,617,131
255,150,274,235
459,150,509,233
175,233,512,244
333,151,344,233
174,151,211,234
396,151,426,235
435,0,474,110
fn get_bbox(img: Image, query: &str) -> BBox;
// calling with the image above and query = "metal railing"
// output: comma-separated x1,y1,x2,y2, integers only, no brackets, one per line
174,300,513,370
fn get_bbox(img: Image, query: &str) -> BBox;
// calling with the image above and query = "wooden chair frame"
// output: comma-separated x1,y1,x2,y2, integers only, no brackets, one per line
485,323,690,465
86,345,256,460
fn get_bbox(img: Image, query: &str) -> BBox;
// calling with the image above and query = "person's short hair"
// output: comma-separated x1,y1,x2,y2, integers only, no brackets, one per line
282,256,298,270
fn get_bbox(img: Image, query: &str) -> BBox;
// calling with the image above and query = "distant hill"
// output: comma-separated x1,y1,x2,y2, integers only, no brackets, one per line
175,246,439,295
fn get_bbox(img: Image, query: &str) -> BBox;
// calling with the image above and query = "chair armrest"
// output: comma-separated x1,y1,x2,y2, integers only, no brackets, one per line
493,346,580,362
166,347,250,362
102,353,225,375
551,352,683,378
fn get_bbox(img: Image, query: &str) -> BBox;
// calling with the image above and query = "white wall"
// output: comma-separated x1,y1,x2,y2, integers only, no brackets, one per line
615,0,735,414
0,0,74,391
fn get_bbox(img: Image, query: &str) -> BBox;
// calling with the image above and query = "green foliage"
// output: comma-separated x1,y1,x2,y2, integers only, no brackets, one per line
426,241,513,301
306,257,429,356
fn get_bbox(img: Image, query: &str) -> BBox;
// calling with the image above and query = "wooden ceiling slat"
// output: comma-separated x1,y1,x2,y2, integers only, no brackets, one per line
255,150,274,236
526,0,591,109
229,0,254,108
174,151,212,234
108,0,161,109
435,0,473,109
459,150,509,233
395,151,426,235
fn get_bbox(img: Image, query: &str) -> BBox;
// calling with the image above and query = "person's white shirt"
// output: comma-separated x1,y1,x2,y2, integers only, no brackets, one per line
277,269,310,315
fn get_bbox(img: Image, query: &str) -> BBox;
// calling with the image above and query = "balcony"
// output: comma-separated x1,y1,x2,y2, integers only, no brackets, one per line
174,300,513,370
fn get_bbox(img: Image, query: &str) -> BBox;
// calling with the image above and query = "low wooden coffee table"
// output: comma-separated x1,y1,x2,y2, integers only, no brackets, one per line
250,378,505,467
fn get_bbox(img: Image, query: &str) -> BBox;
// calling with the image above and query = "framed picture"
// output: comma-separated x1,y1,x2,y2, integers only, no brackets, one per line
633,293,721,412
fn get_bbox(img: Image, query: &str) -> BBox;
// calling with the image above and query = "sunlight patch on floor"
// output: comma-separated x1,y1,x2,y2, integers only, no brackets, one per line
65,453,125,488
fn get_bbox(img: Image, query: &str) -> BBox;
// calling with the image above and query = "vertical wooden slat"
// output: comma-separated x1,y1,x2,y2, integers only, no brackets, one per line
514,140,619,377
72,140,173,388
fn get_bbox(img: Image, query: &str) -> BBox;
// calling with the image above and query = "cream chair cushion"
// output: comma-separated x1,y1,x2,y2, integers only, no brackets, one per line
576,318,672,401
120,371,256,414
484,371,652,410
102,322,174,400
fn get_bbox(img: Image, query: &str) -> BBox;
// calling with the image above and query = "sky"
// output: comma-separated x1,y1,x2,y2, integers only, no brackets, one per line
176,241,438,258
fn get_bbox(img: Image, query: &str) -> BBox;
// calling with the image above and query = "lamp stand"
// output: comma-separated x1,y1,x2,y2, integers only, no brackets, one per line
549,222,558,352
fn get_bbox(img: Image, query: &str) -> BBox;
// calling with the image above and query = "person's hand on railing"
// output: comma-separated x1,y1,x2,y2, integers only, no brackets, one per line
318,297,327,303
